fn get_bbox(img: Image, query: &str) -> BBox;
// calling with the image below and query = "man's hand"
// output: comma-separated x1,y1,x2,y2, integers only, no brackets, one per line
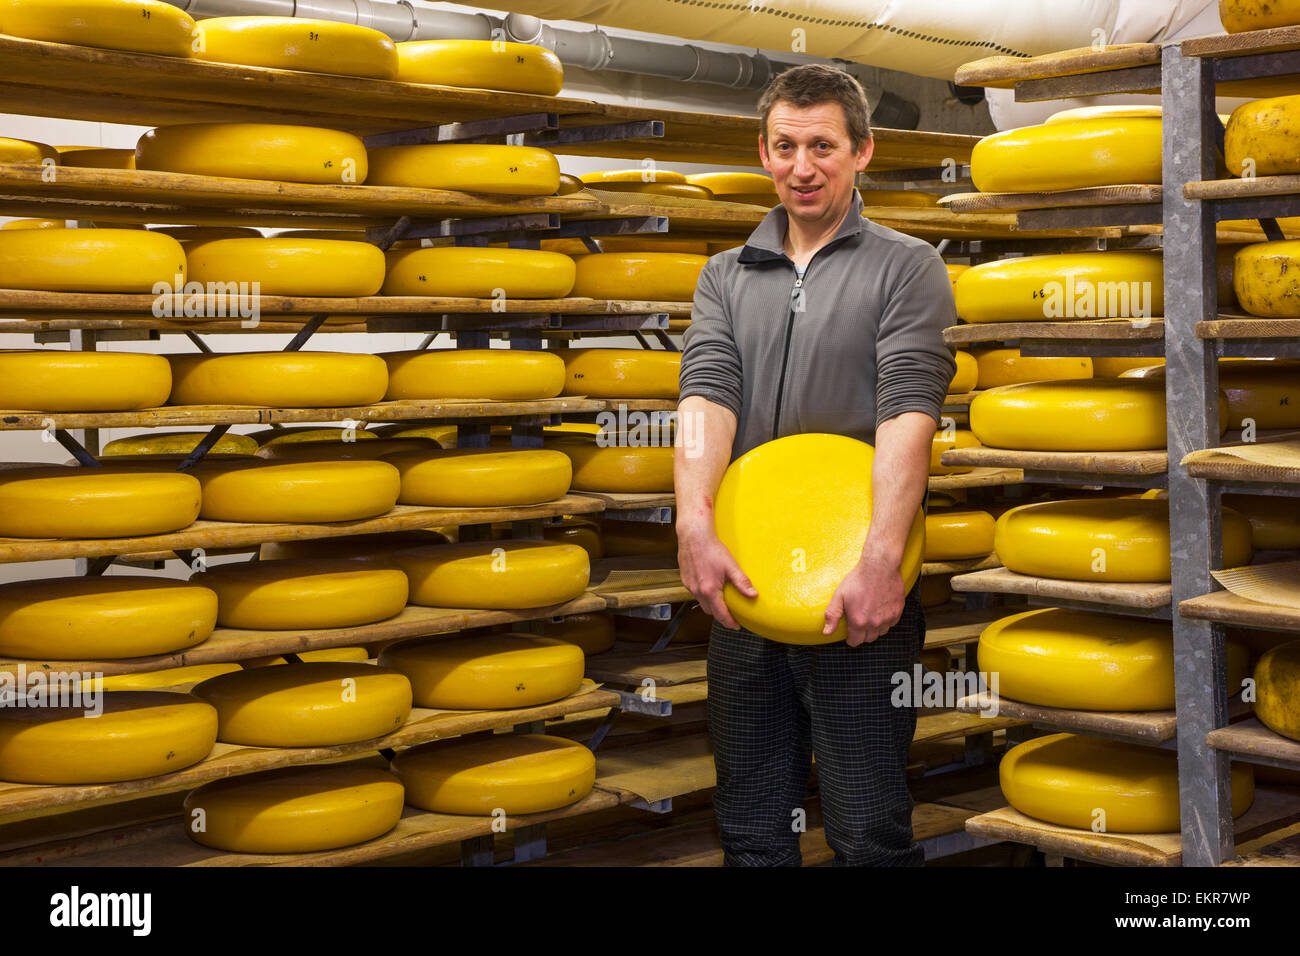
822,556,905,646
678,525,757,630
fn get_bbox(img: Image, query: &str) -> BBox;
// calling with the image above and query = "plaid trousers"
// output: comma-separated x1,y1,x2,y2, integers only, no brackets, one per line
706,589,926,867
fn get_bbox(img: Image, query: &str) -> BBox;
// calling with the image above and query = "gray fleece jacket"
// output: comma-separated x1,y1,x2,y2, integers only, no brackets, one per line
679,188,958,462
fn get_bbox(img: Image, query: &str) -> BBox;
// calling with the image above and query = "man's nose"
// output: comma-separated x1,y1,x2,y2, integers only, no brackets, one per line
791,147,816,180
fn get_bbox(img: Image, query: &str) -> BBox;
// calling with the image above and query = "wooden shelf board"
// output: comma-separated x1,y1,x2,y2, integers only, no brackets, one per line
573,491,675,511
1185,174,1300,202
941,445,1168,475
951,568,1172,610
1225,830,1300,867
944,319,1164,346
957,693,1178,743
942,185,1161,214
922,555,1000,577
914,708,1028,745
1208,719,1300,772
928,466,1024,490
954,44,1162,89
1181,590,1300,631
602,584,692,609
584,641,706,687
1197,316,1300,340
586,555,680,594
859,205,1120,240
923,606,1017,650
1183,25,1300,59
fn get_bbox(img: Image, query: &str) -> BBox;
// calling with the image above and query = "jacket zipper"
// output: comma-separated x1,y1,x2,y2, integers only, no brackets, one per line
770,254,821,441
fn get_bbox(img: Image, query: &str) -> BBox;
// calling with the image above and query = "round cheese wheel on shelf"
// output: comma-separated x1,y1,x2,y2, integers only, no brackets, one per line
1,218,64,229
0,466,201,538
192,662,411,746
367,143,559,195
561,348,681,398
1044,105,1164,123
0,138,57,164
1225,95,1300,177
186,238,386,297
685,172,775,201
556,173,583,195
251,426,380,446
548,438,674,492
397,39,563,95
242,646,372,668
190,459,400,523
1218,360,1300,427
0,349,171,411
1000,733,1253,832
385,447,572,507
930,429,979,475
392,540,589,610
0,575,217,659
382,348,564,401
0,692,217,784
953,251,1163,323
585,180,713,201
572,252,706,301
86,663,241,692
542,515,602,558
919,574,953,608
2,0,197,56
255,437,438,462
167,352,388,407
380,633,584,709
0,228,184,292
102,430,257,457
137,123,368,186
972,349,1093,389
1255,640,1300,741
184,764,405,853
1223,493,1300,549
57,147,135,169
193,16,398,78
1091,357,1163,377
945,263,968,288
192,558,408,630
859,189,939,207
1220,0,1300,32
713,433,924,644
924,510,994,561
971,117,1162,193
947,350,977,394
382,246,575,298
543,612,616,655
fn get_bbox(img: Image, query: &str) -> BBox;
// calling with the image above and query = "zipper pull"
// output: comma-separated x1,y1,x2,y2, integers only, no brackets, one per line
793,278,803,288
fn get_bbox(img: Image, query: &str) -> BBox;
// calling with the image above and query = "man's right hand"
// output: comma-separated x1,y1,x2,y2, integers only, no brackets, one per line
677,526,757,630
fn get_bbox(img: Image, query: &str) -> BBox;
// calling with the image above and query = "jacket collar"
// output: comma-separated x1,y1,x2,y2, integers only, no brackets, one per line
737,188,865,264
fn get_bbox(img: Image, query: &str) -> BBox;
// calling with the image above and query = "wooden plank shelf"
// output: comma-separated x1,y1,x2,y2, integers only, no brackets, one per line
1185,175,1300,202
1183,25,1300,59
1181,589,1300,631
944,319,1164,348
0,495,605,565
1225,831,1300,867
965,787,1300,867
573,188,763,235
953,44,1162,90
922,555,1000,577
940,445,1168,476
858,205,1121,241
602,584,692,610
951,568,1172,612
1197,316,1300,341
1208,718,1300,773
928,467,1024,490
942,185,1162,215
923,606,1017,650
574,491,675,512
957,693,1252,745
584,642,706,688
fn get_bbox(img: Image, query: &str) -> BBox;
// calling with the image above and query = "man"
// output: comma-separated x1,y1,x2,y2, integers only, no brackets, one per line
675,64,957,867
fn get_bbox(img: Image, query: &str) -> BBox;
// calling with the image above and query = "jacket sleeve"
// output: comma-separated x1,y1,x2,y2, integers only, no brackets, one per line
678,256,743,419
875,247,958,427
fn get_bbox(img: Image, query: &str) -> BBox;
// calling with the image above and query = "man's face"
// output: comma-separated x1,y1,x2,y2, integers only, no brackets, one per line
758,100,874,229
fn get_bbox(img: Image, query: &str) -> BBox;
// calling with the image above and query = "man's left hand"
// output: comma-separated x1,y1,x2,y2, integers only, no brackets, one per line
822,557,905,647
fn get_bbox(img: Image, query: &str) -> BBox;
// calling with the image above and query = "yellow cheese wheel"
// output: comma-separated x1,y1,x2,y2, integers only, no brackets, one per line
1225,95,1300,177
380,633,584,709
954,251,1163,323
186,238,385,297
924,509,994,561
1001,733,1253,832
543,612,616,655
556,173,583,195
382,348,564,401
0,228,184,292
859,189,940,207
1233,240,1300,317
0,466,200,538
1223,493,1300,549
994,498,1254,582
382,246,575,298
714,433,925,644
973,349,1093,389
0,349,171,411
1091,356,1163,377
948,350,978,394
1,217,63,229
243,646,371,667
601,519,677,557
980,608,1249,711
255,437,438,462
193,662,411,746
971,117,1162,193
0,691,217,784
385,448,572,507
396,733,594,814
543,516,603,559
930,429,980,475
167,352,388,407
549,439,674,492
2,0,196,56
0,138,56,164
1255,640,1300,741
102,430,257,457
945,263,968,288
85,663,241,692
686,172,775,198
191,459,399,523
184,764,405,853
582,169,687,186
137,123,368,186
1218,362,1300,427
0,575,216,659
561,348,681,399
1220,0,1300,32
920,573,953,607
370,423,458,446
397,39,563,95
1044,105,1163,123
252,426,380,446
58,147,135,169
368,144,559,195
194,16,397,78
970,379,1198,451
571,252,706,301
193,558,408,630
394,540,589,610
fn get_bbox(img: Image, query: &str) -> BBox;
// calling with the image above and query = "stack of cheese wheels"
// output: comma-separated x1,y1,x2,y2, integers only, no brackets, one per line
192,662,412,746
85,663,242,692
385,447,572,507
192,558,409,629
391,540,589,609
994,498,1254,582
255,437,439,462
1233,241,1300,315
579,169,712,200
572,251,707,301
368,144,559,194
543,612,617,655
1255,640,1300,741
971,107,1162,192
102,431,258,457
167,352,388,407
59,147,135,169
395,733,596,814
973,349,1093,388
0,350,171,411
924,509,995,561
1091,357,1163,377
189,459,401,523
1224,493,1300,549
0,692,217,784
184,764,405,853
137,123,368,185
186,238,386,297
560,348,681,399
713,433,925,644
0,138,57,163
1001,733,1253,832
947,350,978,394
859,188,940,207
193,16,398,78
953,251,1163,323
930,428,980,475
397,39,564,95
382,246,575,298
542,515,603,558
379,633,585,708
621,603,713,644
686,172,778,206
0,576,217,659
1226,95,1300,178
601,518,677,557
980,608,1250,711
546,432,674,493
2,0,198,56
0,228,185,292
0,466,201,538
1218,361,1300,427
1220,0,1300,32
383,349,564,400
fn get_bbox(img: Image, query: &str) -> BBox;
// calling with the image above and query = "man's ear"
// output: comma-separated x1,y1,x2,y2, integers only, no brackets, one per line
758,132,772,173
857,136,875,173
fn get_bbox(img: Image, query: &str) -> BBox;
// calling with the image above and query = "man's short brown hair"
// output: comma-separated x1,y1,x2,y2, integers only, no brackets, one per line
758,64,873,151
